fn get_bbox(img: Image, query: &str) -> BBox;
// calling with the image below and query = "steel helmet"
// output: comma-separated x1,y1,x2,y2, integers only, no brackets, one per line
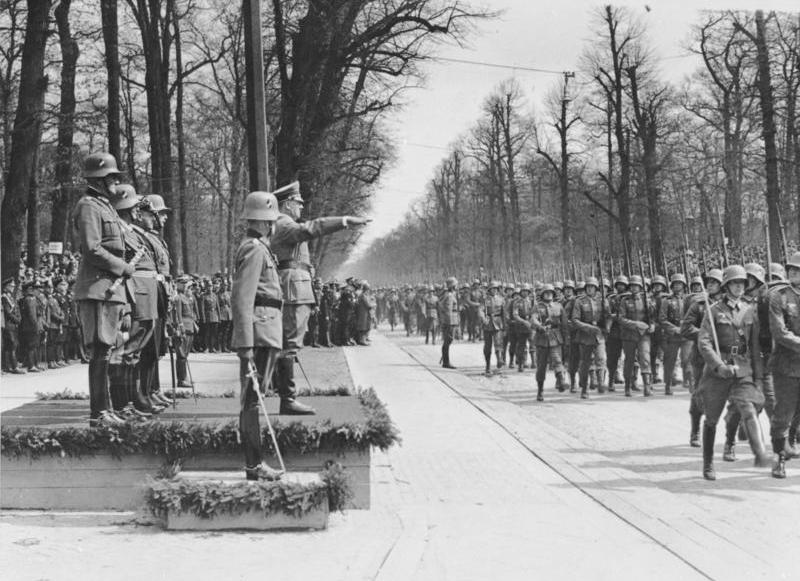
628,275,643,287
83,152,121,178
585,276,599,288
744,262,765,286
554,281,564,290
521,283,532,292
112,184,142,211
576,280,586,291
769,263,787,281
563,279,575,289
445,276,458,288
786,252,800,271
541,283,555,294
242,191,278,221
722,265,748,287
490,280,501,289
362,280,370,290
652,275,668,288
706,268,723,284
602,278,611,289
143,194,171,213
504,281,514,290
614,275,629,287
690,276,704,288
669,273,687,287
427,285,435,292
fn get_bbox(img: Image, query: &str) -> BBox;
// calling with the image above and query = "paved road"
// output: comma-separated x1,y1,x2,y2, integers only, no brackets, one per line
2,330,797,580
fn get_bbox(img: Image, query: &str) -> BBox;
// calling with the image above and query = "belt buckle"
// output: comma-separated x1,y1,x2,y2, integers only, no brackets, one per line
729,345,739,356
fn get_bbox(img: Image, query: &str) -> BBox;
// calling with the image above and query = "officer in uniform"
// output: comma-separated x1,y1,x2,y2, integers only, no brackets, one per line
269,181,369,414
766,252,800,478
570,277,609,399
424,285,439,345
175,275,199,387
232,191,284,480
2,278,24,373
202,279,221,352
355,281,376,345
218,280,233,352
532,283,566,400
659,273,689,396
73,153,133,426
481,280,505,376
440,276,460,368
698,265,770,481
619,275,656,397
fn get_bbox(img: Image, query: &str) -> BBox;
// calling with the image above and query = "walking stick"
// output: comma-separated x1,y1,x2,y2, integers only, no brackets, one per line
185,354,198,405
246,360,286,473
167,335,177,410
295,355,314,393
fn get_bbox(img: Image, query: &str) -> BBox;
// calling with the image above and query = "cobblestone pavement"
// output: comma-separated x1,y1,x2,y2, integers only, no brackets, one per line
2,331,794,580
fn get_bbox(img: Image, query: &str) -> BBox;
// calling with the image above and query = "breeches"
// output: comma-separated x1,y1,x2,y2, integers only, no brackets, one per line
623,335,651,378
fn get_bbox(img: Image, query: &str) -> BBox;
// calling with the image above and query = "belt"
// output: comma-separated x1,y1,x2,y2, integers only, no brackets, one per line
277,259,312,273
132,271,158,279
254,295,283,309
721,344,748,357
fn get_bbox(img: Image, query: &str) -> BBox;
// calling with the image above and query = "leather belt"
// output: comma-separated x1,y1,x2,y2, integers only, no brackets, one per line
132,271,158,279
255,295,283,309
721,344,748,357
277,259,312,273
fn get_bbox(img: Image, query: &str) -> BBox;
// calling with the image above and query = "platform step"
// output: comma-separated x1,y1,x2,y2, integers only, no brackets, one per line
150,470,329,531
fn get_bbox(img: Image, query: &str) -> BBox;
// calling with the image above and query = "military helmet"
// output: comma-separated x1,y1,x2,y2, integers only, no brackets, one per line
576,280,586,291
669,273,686,287
613,275,629,287
769,263,787,282
744,262,765,286
504,281,514,290
83,152,121,178
490,280,501,289
554,281,564,290
362,280,370,290
242,191,279,221
628,275,643,287
428,284,435,292
521,282,532,292
563,279,575,289
721,265,747,287
652,275,668,288
705,268,723,284
446,276,458,288
112,184,142,211
143,194,171,213
602,278,611,289
690,276,704,288
786,252,800,271
585,276,599,288
541,283,555,294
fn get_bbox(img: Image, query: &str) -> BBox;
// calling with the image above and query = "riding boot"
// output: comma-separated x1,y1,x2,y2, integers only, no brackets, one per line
664,380,673,396
624,378,632,398
689,412,701,448
607,371,616,393
743,416,771,467
536,382,544,402
88,354,112,419
772,437,787,479
556,372,565,392
723,415,738,461
642,373,652,397
495,351,503,369
108,364,127,412
589,370,598,391
131,366,158,413
597,370,606,394
569,373,577,393
702,421,716,480
580,383,588,400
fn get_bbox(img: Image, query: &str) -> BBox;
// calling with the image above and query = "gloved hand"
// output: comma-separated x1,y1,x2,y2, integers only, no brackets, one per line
635,321,649,332
716,364,735,379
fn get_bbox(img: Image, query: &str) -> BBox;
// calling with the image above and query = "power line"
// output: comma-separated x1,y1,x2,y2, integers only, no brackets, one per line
433,56,566,75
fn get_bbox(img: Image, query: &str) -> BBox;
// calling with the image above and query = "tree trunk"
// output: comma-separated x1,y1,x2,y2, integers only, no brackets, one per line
101,0,121,162
173,3,189,272
50,0,79,246
26,140,41,268
1,0,51,280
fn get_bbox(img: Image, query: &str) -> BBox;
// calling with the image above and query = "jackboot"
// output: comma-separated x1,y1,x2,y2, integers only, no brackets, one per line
664,381,673,396
597,370,606,394
536,382,544,402
569,374,577,394
130,367,159,414
589,370,598,391
689,412,702,448
555,372,566,392
580,384,588,400
743,416,771,467
642,373,652,397
88,355,112,419
108,365,128,412
723,416,738,461
624,379,632,398
495,351,503,369
702,422,716,481
771,438,787,479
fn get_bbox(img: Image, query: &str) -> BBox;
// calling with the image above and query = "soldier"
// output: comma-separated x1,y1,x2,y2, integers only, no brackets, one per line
46,279,67,368
64,283,87,363
650,275,668,384
337,282,355,346
570,277,609,399
202,279,221,352
531,283,566,400
2,278,24,373
467,279,484,342
306,278,322,348
72,152,131,426
606,275,629,392
36,279,49,369
619,275,656,397
440,277,460,369
269,181,370,414
386,287,399,331
512,283,534,373
19,280,43,373
355,281,376,345
175,275,198,387
659,273,689,396
698,265,770,481
680,269,722,447
482,280,505,376
218,280,233,352
231,191,284,480
501,283,516,366
424,285,439,345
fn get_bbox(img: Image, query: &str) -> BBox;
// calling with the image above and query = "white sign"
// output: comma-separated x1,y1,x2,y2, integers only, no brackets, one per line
48,242,64,255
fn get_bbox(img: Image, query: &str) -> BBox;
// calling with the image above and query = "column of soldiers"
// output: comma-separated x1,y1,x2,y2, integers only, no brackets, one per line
386,257,800,480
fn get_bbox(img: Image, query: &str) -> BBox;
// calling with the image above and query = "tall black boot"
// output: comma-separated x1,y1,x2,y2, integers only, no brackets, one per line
108,364,127,412
702,422,716,481
442,344,455,369
624,378,632,397
689,412,701,448
537,382,544,402
722,415,738,461
772,437,787,479
556,372,565,392
642,373,652,397
279,358,315,415
743,416,771,467
88,354,112,418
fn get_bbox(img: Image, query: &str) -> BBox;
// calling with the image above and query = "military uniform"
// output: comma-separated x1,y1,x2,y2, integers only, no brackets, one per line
481,287,505,374
2,283,23,373
175,282,199,386
19,284,43,372
355,286,376,345
440,283,460,368
680,292,713,446
532,294,566,397
218,285,233,352
424,291,439,345
570,288,609,398
512,291,534,372
659,290,690,395
619,286,656,396
202,287,221,352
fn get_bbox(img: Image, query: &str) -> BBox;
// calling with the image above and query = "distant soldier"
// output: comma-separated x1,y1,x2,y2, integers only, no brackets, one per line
218,280,233,352
466,279,483,342
482,280,505,375
231,191,284,480
19,281,43,373
440,277,460,369
46,279,66,368
512,283,534,373
531,283,566,400
570,277,609,399
72,152,131,426
424,285,439,345
386,287,399,331
2,278,24,373
502,283,517,366
619,275,656,397
650,275,668,384
605,275,629,392
175,276,199,387
270,181,369,414
202,279,221,352
355,281,376,345
698,265,770,481
659,273,689,396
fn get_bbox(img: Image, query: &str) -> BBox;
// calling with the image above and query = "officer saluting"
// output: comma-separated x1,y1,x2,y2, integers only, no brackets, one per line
231,191,284,480
72,153,130,426
269,181,370,414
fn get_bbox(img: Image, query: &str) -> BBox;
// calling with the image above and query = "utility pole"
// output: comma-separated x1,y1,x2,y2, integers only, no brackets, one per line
243,0,270,192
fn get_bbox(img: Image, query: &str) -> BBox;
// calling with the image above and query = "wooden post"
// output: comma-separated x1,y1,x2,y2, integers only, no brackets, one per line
243,0,270,192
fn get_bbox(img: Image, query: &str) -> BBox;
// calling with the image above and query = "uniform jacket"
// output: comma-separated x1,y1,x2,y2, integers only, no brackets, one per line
123,223,159,321
767,284,800,378
699,295,762,380
2,293,21,332
607,292,626,338
619,292,656,342
202,292,221,323
72,191,132,303
19,292,41,336
177,292,199,334
356,292,376,331
218,290,232,321
532,300,564,347
570,294,608,346
483,293,505,332
47,294,64,330
440,290,460,326
680,293,708,342
512,296,534,330
658,293,686,343
231,232,283,349
270,213,347,305
424,294,439,320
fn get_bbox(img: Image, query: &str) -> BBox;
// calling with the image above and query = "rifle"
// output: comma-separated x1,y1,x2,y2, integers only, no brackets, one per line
636,245,651,326
595,234,608,328
701,247,708,274
777,206,789,261
765,222,773,282
720,225,730,267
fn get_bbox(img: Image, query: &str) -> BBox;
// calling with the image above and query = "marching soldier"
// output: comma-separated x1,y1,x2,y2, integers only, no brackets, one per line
531,283,566,400
619,275,656,397
570,277,609,399
606,275,629,392
73,152,131,426
269,181,370,414
482,280,505,375
231,191,284,481
650,275,668,384
659,273,689,396
698,265,770,481
2,278,24,373
512,283,534,372
440,276,460,368
467,279,484,342
502,283,517,366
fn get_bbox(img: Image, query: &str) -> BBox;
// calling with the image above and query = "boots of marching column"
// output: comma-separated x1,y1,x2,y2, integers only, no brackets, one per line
771,437,787,479
743,415,771,467
702,421,716,481
689,411,702,448
723,413,738,461
642,373,652,397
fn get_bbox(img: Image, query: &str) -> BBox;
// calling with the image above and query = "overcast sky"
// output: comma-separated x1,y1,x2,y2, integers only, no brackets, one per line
343,0,798,266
